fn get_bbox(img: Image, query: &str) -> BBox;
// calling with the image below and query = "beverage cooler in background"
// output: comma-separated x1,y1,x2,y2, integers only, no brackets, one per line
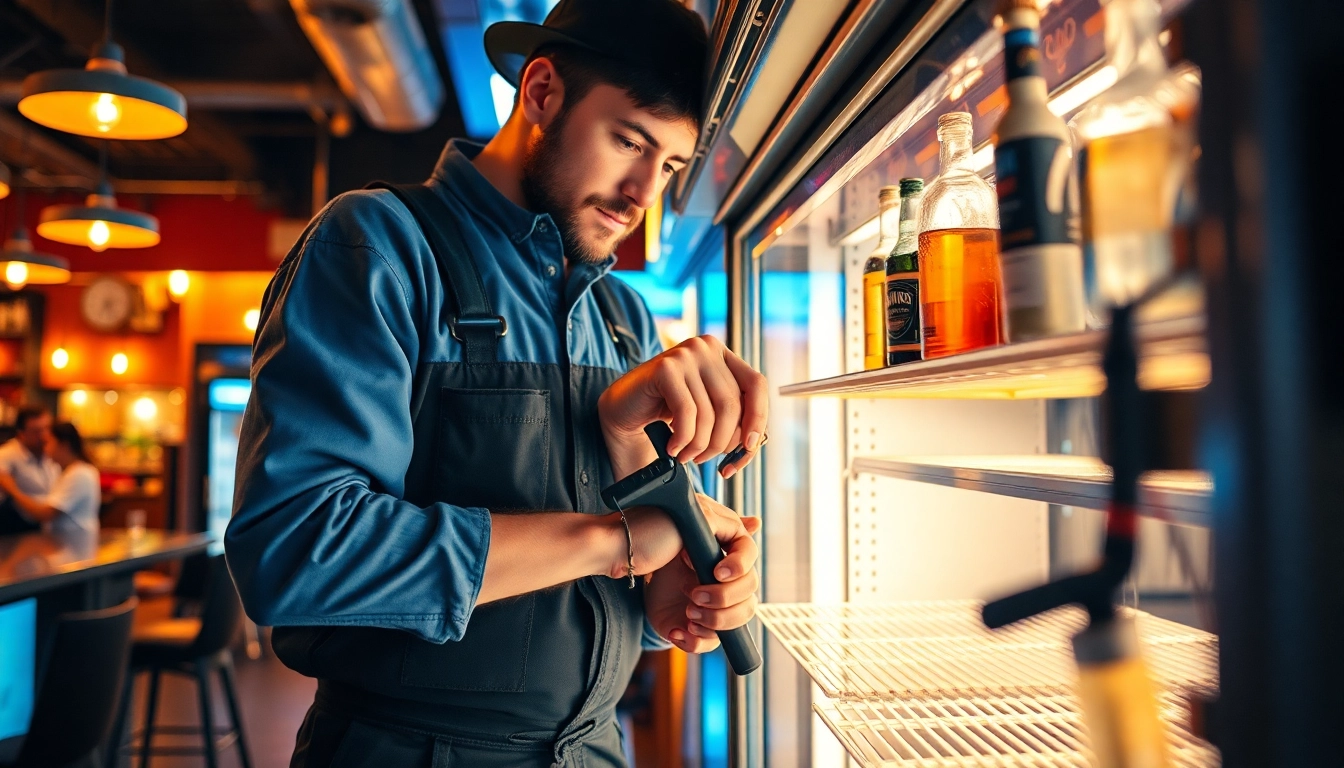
188,344,252,554
665,0,1342,765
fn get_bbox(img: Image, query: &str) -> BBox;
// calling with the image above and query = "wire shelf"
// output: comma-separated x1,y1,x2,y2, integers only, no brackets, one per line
759,601,1217,701
816,694,1218,767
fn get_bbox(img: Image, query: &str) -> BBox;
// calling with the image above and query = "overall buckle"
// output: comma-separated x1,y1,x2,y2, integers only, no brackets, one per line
450,315,508,342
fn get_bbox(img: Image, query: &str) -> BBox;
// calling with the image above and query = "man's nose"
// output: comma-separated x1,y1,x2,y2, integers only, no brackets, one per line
620,164,661,211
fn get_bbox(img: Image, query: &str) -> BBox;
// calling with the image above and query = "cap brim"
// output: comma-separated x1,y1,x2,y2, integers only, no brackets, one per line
484,21,603,88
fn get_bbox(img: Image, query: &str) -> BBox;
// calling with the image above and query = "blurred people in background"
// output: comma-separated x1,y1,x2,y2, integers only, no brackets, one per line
0,422,101,538
0,405,60,535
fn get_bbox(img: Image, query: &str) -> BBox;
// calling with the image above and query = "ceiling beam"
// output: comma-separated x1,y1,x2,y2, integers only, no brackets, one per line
0,109,98,184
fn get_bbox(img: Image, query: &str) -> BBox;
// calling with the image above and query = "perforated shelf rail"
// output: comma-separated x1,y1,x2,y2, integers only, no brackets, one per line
758,600,1219,767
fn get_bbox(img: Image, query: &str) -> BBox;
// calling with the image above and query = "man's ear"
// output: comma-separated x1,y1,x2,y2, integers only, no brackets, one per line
517,57,565,129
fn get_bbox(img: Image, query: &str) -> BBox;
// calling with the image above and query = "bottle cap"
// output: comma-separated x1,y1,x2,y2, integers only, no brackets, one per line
898,178,924,196
878,185,900,205
936,111,973,140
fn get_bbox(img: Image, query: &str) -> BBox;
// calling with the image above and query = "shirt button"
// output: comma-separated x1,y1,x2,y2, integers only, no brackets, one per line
538,221,548,233
546,264,557,277
567,319,573,331
580,470,590,486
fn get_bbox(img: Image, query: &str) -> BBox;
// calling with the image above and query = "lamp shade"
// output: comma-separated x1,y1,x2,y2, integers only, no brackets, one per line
1,229,72,285
37,182,160,251
19,41,186,140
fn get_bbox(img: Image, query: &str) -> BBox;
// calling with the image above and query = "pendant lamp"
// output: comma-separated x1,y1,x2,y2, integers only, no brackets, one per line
18,0,186,140
37,146,159,251
1,182,71,290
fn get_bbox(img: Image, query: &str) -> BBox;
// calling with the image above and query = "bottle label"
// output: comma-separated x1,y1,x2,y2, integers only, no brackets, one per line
997,136,1073,249
1004,28,1042,80
885,271,921,351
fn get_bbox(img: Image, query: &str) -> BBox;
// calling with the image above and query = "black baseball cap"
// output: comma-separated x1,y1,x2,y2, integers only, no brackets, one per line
484,0,708,108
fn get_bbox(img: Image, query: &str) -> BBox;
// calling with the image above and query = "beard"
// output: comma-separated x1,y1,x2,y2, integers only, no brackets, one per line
521,111,639,266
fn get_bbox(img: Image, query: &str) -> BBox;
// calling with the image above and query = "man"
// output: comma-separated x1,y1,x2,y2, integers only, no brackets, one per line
227,1,767,766
0,405,61,536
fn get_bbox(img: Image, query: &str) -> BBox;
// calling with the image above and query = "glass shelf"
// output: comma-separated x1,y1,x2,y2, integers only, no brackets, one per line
778,285,1206,400
851,455,1211,528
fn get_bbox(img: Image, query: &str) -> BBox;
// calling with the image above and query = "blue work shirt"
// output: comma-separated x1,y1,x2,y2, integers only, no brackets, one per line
228,139,670,651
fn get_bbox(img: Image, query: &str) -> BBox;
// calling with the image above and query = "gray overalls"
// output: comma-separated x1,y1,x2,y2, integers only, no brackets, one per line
275,183,646,767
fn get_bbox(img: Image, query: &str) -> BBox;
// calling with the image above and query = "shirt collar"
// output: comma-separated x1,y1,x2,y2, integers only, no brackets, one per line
429,139,618,274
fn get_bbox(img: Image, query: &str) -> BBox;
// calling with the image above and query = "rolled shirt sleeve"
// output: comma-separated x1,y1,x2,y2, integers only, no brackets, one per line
227,201,491,646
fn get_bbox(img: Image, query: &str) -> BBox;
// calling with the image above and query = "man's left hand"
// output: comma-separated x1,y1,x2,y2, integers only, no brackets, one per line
643,495,760,652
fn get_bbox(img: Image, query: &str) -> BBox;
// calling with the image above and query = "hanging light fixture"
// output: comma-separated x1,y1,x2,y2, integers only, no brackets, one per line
18,0,186,140
37,145,159,251
1,175,72,289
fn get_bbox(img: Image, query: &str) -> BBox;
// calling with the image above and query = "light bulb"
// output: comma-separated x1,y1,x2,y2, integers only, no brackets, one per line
90,93,123,133
70,389,88,406
133,396,157,420
104,390,118,405
243,308,260,331
51,347,69,369
111,352,128,375
168,269,190,298
88,220,111,251
4,261,27,289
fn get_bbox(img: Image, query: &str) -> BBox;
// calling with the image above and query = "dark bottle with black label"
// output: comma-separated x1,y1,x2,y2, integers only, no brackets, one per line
885,178,924,365
994,0,1086,342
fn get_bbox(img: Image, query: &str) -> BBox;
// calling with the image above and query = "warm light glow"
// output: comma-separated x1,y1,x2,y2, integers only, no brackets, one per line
168,269,190,298
838,216,882,246
243,308,260,332
168,387,185,406
4,262,27,289
104,390,118,404
1048,65,1120,117
70,389,88,406
50,347,69,369
110,352,128,375
88,220,111,251
132,396,157,420
90,92,123,133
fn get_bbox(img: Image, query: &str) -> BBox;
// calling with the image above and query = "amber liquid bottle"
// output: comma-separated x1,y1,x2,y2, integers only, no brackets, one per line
918,112,1003,358
863,186,901,370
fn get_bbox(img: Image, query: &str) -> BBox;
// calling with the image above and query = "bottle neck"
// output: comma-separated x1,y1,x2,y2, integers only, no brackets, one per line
1003,8,1049,105
894,194,922,255
939,133,974,173
877,200,902,244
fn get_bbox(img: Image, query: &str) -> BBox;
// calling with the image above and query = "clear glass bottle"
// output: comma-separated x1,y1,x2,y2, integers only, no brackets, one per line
918,112,1003,358
863,186,901,370
995,0,1087,342
885,178,924,365
1070,0,1197,324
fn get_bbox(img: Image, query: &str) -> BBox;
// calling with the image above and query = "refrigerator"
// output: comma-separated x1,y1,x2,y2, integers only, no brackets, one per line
188,344,253,554
663,0,1342,765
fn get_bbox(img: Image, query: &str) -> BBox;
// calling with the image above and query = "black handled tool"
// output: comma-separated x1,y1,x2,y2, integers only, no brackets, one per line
601,422,763,675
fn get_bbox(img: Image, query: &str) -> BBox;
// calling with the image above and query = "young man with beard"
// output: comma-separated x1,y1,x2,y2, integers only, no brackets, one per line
226,0,767,765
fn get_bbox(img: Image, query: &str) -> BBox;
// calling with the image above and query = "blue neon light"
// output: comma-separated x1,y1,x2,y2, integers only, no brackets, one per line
0,599,36,742
209,379,252,413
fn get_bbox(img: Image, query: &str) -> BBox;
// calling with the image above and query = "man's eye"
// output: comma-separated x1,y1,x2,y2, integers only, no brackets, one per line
663,164,675,176
616,136,640,152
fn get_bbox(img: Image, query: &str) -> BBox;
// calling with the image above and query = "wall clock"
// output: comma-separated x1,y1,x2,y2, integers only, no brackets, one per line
81,276,135,332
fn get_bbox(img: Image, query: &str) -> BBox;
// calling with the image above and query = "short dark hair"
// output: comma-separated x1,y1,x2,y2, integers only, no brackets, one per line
15,405,49,432
51,421,88,463
522,43,702,128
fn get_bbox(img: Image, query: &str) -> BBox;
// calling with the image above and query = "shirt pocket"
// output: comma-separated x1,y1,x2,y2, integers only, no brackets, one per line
433,388,550,511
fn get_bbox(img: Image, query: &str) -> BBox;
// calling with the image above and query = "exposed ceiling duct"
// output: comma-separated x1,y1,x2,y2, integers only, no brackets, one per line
290,0,445,132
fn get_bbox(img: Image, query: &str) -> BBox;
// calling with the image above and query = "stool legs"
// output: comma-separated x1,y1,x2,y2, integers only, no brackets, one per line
139,669,162,768
217,657,254,768
106,671,135,768
194,660,220,768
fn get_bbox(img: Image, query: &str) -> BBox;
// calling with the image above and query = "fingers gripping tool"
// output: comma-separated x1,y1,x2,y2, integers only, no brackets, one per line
601,421,763,675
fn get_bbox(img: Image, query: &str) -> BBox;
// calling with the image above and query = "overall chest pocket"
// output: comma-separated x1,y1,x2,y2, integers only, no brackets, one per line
433,388,551,511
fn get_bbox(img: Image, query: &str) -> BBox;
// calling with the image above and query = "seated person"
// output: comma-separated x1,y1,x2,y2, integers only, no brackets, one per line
0,422,101,537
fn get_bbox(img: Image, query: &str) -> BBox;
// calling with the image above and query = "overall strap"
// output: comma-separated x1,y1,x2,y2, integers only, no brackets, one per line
590,277,644,371
366,181,506,365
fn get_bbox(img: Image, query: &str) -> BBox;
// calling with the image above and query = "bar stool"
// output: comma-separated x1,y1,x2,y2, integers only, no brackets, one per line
108,554,253,768
2,598,137,768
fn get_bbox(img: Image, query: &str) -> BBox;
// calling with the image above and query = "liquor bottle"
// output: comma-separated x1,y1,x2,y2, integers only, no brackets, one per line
995,0,1086,342
1069,0,1199,326
885,178,924,365
918,112,1003,358
863,186,901,370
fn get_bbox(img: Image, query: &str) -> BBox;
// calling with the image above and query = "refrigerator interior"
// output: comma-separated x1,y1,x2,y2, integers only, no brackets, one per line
727,0,1214,764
